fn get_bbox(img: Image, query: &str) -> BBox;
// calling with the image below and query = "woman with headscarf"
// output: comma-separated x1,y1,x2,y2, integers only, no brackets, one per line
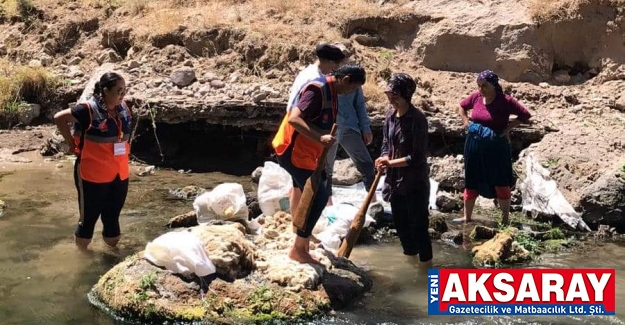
375,73,432,271
456,70,532,226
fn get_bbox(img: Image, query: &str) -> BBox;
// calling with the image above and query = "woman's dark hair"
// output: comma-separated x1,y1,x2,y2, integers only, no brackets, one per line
93,72,124,99
333,64,366,85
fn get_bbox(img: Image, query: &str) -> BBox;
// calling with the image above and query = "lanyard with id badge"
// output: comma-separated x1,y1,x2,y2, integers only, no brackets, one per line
110,112,126,156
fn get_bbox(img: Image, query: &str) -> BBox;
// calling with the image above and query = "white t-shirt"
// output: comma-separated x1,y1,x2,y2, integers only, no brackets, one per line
286,64,323,112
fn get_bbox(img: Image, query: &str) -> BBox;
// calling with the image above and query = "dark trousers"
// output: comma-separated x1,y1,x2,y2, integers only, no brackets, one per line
277,149,328,238
74,160,129,239
390,183,433,262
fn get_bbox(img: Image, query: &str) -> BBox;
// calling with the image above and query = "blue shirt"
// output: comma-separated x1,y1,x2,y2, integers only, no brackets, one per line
337,88,371,135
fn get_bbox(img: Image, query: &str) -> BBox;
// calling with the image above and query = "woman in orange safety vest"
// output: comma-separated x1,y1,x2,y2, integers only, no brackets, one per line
272,64,367,264
53,72,132,250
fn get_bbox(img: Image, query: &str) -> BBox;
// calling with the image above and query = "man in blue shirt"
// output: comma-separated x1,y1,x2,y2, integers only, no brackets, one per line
325,87,376,205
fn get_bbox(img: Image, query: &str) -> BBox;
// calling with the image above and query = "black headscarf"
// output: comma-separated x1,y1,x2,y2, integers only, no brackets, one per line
385,73,417,103
315,43,346,63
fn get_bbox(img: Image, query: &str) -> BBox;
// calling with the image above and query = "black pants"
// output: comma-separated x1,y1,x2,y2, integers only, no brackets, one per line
74,161,129,239
390,182,433,262
277,149,328,238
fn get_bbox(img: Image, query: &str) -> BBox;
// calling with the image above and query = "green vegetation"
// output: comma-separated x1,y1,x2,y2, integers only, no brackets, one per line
0,58,59,118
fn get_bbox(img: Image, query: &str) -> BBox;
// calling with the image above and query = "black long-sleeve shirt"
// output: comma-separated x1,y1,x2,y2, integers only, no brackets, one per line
381,105,430,201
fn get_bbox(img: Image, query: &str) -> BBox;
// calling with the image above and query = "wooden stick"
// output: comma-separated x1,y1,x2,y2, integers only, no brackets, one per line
292,124,338,232
337,169,384,258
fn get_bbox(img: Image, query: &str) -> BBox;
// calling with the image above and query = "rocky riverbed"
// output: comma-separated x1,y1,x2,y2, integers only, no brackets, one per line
90,212,372,324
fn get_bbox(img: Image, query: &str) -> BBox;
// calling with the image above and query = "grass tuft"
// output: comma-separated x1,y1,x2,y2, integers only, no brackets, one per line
0,58,59,113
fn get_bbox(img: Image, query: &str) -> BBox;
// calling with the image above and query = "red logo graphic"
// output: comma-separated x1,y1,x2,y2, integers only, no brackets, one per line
322,114,329,123
98,120,108,131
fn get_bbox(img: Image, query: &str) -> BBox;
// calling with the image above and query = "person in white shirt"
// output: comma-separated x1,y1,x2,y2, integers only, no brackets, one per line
285,42,347,215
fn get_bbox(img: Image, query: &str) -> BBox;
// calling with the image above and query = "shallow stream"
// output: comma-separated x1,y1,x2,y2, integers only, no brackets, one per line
1,155,624,325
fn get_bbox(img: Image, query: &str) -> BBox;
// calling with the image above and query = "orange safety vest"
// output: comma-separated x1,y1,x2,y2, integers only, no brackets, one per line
272,76,337,171
71,99,132,183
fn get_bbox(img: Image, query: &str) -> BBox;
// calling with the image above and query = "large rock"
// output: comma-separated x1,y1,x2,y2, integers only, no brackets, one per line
90,213,372,324
410,0,625,82
517,123,625,231
436,192,463,212
428,156,464,191
471,232,530,265
578,170,625,231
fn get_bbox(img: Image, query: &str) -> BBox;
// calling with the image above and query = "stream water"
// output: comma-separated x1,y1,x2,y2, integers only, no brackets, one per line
1,154,624,325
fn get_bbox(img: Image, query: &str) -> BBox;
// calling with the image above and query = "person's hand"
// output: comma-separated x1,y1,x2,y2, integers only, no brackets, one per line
320,134,336,148
375,156,390,172
362,133,373,145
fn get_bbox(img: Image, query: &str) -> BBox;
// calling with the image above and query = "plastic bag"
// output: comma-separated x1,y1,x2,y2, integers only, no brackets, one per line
144,231,216,277
315,203,376,250
193,183,248,223
429,178,439,210
258,161,293,216
519,153,591,232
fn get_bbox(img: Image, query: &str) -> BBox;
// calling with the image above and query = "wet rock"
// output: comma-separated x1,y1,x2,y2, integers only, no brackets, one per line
371,227,397,242
246,191,262,219
251,166,263,184
428,228,440,239
471,232,530,265
428,213,448,234
367,202,385,222
166,211,198,228
435,192,463,212
40,132,67,156
440,230,463,245
594,224,619,240
169,186,206,200
91,212,372,324
470,225,497,240
170,67,196,87
429,156,464,191
332,159,362,186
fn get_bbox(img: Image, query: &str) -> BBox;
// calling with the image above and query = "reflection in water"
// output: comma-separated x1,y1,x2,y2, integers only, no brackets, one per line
0,159,624,325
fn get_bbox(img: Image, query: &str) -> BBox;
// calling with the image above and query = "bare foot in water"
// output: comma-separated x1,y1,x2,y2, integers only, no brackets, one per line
288,247,322,264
